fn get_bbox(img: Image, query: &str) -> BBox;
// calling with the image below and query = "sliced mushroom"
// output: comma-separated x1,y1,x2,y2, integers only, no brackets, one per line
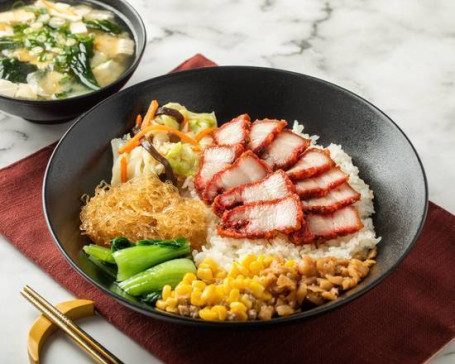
140,138,177,186
155,107,184,124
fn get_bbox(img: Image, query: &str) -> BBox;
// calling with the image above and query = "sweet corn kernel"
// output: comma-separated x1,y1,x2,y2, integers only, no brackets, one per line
229,262,249,278
166,297,177,308
201,284,218,305
237,263,249,276
232,311,248,321
155,299,166,310
263,256,274,267
240,294,252,309
230,301,247,313
262,292,273,301
197,267,214,282
199,307,218,321
222,277,232,294
231,277,246,290
241,254,256,268
200,257,219,272
211,305,227,320
191,280,206,291
249,260,264,274
174,283,192,298
228,264,240,278
190,290,205,306
227,288,240,303
215,285,225,297
285,260,296,268
165,306,179,314
183,272,197,284
249,281,265,298
162,285,172,300
215,270,227,279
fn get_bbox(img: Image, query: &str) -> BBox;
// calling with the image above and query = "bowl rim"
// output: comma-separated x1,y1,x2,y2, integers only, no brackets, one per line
43,65,429,327
0,0,146,105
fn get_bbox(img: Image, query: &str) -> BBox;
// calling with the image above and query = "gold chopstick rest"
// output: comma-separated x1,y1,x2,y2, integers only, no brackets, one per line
21,285,123,364
27,299,95,364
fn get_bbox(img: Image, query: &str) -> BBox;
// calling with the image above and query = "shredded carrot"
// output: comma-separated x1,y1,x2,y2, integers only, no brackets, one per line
120,156,128,183
135,114,143,129
118,130,148,154
149,125,201,151
141,100,159,130
194,127,217,142
118,124,201,154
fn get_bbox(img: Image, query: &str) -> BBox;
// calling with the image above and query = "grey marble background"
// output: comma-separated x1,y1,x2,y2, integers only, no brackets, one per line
0,0,453,362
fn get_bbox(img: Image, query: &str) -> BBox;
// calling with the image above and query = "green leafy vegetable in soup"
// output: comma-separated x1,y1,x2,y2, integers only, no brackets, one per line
0,58,37,82
85,19,121,35
0,0,135,100
67,39,99,90
0,38,22,50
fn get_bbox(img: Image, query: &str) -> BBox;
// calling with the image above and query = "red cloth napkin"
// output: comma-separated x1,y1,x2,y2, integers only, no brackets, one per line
1,54,454,364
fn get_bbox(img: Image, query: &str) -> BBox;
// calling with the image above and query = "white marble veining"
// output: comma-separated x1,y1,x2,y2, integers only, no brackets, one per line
0,0,454,362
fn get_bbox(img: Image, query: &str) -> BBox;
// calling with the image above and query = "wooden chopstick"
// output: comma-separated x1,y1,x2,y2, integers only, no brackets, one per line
21,286,123,364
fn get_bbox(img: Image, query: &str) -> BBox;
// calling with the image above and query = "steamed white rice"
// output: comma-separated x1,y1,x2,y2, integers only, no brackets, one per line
192,122,381,270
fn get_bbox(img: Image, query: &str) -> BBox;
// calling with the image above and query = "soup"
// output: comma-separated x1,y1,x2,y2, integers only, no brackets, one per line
0,0,135,100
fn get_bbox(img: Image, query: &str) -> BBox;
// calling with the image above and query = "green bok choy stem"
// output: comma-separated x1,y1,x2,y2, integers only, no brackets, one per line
118,258,196,296
113,238,190,282
83,245,115,264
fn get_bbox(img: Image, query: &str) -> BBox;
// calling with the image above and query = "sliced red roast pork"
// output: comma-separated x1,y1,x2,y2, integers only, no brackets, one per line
203,151,271,203
213,170,295,216
219,195,304,239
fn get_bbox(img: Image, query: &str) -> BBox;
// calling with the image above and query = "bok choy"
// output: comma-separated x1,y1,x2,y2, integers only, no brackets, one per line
82,244,115,264
118,258,196,296
113,237,191,281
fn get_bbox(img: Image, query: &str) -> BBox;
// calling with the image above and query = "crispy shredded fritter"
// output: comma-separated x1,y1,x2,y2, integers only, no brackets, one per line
80,174,207,249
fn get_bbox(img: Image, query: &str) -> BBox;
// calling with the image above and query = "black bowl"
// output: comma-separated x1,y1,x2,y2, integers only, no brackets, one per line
43,66,428,326
0,0,146,123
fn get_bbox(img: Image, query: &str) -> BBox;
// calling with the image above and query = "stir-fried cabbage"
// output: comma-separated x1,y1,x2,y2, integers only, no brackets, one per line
188,111,217,134
154,102,186,129
153,102,217,134
160,142,200,177
111,138,164,186
112,102,217,183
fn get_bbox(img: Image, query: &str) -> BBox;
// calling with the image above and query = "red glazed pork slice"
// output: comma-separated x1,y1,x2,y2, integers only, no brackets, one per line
292,206,363,244
213,114,251,147
301,182,361,214
261,130,311,170
203,151,271,203
219,195,303,239
248,119,287,154
294,167,348,198
286,148,334,181
194,144,244,198
213,170,295,216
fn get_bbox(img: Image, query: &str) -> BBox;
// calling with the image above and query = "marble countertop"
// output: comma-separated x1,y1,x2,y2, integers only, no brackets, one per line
0,0,454,362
